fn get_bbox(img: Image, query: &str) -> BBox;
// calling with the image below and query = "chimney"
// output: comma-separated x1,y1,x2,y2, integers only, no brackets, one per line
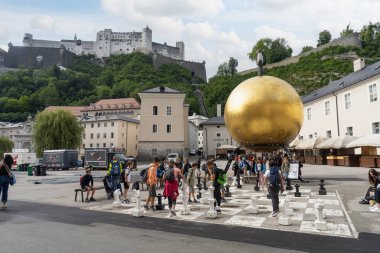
353,58,365,72
217,104,222,117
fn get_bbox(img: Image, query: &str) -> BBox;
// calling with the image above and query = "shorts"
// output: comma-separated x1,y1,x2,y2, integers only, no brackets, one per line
189,185,195,193
124,182,130,190
82,185,94,190
148,185,157,197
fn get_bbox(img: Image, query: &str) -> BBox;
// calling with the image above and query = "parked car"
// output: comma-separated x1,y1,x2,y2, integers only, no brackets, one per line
188,149,197,156
167,153,180,163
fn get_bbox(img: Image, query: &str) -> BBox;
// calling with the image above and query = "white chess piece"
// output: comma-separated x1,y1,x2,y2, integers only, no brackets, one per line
180,184,191,215
284,197,294,216
231,176,237,187
279,198,291,226
314,200,327,230
132,189,144,217
112,189,122,207
206,186,217,219
245,196,259,214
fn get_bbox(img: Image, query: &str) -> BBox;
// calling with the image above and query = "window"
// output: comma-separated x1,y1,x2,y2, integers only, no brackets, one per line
90,134,93,139
309,134,313,139
153,124,157,133
90,144,93,147
110,143,113,147
152,149,157,156
104,123,107,127
97,133,100,139
111,122,114,127
103,133,106,138
103,143,106,147
307,108,311,120
91,123,94,128
217,126,220,128
167,106,172,115
325,101,330,115
82,144,85,149
216,133,221,137
344,93,351,110
326,130,332,138
299,136,303,140
153,106,158,115
83,134,85,139
346,126,353,136
110,132,114,138
369,83,378,103
167,149,171,154
217,143,221,148
167,124,172,133
98,123,100,127
96,143,100,148
372,122,380,134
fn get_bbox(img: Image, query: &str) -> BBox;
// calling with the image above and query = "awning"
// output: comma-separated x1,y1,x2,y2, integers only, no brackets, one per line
316,135,359,149
346,134,380,148
289,138,302,148
216,145,238,150
295,136,327,150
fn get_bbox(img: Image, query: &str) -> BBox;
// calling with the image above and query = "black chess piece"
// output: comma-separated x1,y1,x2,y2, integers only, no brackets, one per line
197,175,202,189
203,180,208,191
237,172,242,189
155,194,165,210
225,184,232,197
319,179,327,195
267,192,272,199
294,184,301,197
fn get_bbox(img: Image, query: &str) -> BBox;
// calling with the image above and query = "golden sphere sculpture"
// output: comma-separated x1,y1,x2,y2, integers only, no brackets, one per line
224,76,304,152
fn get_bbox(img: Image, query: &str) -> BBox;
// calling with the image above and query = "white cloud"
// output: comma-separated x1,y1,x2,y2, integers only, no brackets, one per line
0,25,8,40
30,15,55,31
0,44,7,51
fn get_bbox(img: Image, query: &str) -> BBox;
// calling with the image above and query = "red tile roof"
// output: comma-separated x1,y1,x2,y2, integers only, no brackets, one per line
45,106,87,117
87,98,140,111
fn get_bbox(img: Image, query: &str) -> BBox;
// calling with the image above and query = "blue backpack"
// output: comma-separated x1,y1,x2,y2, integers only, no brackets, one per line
110,162,122,175
269,166,279,186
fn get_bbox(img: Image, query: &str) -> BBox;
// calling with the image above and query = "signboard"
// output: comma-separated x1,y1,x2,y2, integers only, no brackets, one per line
288,163,299,179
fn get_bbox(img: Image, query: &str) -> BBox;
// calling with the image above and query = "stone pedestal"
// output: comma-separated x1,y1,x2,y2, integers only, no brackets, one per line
132,190,144,217
284,197,294,216
279,216,291,226
245,196,259,214
200,189,209,204
112,189,122,207
180,185,190,215
206,186,217,219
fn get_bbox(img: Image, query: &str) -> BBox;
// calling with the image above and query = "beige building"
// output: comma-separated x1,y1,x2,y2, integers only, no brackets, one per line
298,59,380,141
138,86,189,160
188,113,208,149
80,115,139,157
0,115,34,152
83,98,140,118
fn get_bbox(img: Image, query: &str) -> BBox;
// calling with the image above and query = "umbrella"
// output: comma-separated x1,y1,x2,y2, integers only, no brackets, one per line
316,135,359,149
346,134,380,148
295,136,327,150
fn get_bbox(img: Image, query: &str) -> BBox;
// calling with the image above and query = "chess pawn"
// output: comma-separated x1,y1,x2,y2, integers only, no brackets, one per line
284,197,294,216
112,189,122,207
180,184,190,215
206,186,217,219
279,197,291,226
132,189,144,217
314,201,327,230
245,196,259,214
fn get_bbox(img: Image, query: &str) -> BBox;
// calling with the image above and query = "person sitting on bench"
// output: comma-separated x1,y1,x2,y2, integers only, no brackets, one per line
81,166,96,203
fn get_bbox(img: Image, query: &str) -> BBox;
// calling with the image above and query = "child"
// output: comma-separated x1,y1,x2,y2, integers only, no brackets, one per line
81,166,96,203
122,161,133,204
264,157,284,217
186,163,199,203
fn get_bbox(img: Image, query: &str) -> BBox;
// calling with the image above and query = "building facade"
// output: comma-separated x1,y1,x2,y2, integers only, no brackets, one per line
138,86,188,160
22,27,184,60
188,121,199,152
83,98,140,118
188,113,208,149
0,116,34,152
45,106,87,121
298,59,380,141
80,115,139,157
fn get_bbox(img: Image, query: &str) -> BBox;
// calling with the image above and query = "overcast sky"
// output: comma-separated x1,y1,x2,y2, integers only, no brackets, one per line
1,0,380,77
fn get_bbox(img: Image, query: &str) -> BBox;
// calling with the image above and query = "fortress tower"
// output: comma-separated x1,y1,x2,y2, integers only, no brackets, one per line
142,26,152,53
23,33,33,46
176,41,185,60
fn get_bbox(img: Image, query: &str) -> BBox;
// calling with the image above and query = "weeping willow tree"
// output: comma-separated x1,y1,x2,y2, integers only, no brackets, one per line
0,136,14,158
33,109,83,157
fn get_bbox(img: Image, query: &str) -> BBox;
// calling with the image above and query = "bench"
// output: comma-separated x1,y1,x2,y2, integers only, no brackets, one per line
74,186,104,202
242,175,257,184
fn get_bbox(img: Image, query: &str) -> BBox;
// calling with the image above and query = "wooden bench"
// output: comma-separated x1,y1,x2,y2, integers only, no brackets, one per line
74,186,104,202
242,175,257,184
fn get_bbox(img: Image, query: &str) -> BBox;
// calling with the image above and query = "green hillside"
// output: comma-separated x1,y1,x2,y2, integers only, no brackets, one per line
0,52,203,122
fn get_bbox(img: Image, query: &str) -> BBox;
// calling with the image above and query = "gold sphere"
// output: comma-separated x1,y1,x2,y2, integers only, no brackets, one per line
224,76,304,151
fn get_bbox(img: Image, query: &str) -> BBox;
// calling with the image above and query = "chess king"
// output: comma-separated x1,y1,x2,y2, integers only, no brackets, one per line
224,52,304,151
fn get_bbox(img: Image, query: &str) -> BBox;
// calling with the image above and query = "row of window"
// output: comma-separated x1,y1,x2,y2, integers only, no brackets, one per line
83,133,115,139
83,143,138,150
300,122,379,139
153,106,172,116
152,124,172,133
307,83,378,120
84,122,115,128
94,111,134,116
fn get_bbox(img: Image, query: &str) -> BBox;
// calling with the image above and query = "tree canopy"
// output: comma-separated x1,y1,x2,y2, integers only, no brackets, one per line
340,24,354,37
317,30,332,46
248,38,292,65
33,109,83,156
216,57,239,76
0,136,14,158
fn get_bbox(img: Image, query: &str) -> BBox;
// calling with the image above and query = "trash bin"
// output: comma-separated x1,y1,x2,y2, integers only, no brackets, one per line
33,165,41,176
17,165,21,171
27,165,33,176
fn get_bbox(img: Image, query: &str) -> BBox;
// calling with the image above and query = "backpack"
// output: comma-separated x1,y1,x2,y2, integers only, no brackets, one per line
140,168,149,183
269,167,280,186
110,162,122,175
165,167,175,182
132,181,140,190
217,171,227,185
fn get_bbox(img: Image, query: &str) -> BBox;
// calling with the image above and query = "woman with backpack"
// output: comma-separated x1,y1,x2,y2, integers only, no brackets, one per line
0,154,14,209
264,157,285,217
163,160,185,217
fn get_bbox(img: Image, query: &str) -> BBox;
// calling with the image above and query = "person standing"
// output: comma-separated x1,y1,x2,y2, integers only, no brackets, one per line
182,158,191,180
164,160,185,217
292,155,308,183
144,157,159,210
0,154,14,209
122,161,133,204
107,156,123,193
281,154,291,189
157,158,166,187
207,160,224,213
186,162,199,203
369,169,380,212
264,157,285,217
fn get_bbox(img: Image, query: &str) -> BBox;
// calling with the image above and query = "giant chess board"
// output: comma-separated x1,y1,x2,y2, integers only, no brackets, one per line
81,186,357,238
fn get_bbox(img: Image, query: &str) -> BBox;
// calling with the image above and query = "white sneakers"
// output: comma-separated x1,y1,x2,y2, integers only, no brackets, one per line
1,203,7,209
369,205,380,212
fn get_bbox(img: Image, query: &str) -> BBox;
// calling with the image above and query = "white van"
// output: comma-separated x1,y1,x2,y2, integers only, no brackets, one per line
167,153,180,163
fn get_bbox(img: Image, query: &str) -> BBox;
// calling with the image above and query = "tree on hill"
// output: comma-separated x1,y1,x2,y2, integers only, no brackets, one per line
0,137,14,158
340,24,354,37
248,38,292,65
301,46,314,53
317,30,332,46
360,22,380,57
217,57,239,76
33,109,83,157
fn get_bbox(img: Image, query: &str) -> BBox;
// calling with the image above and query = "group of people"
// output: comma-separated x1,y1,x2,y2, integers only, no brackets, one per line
359,168,380,213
